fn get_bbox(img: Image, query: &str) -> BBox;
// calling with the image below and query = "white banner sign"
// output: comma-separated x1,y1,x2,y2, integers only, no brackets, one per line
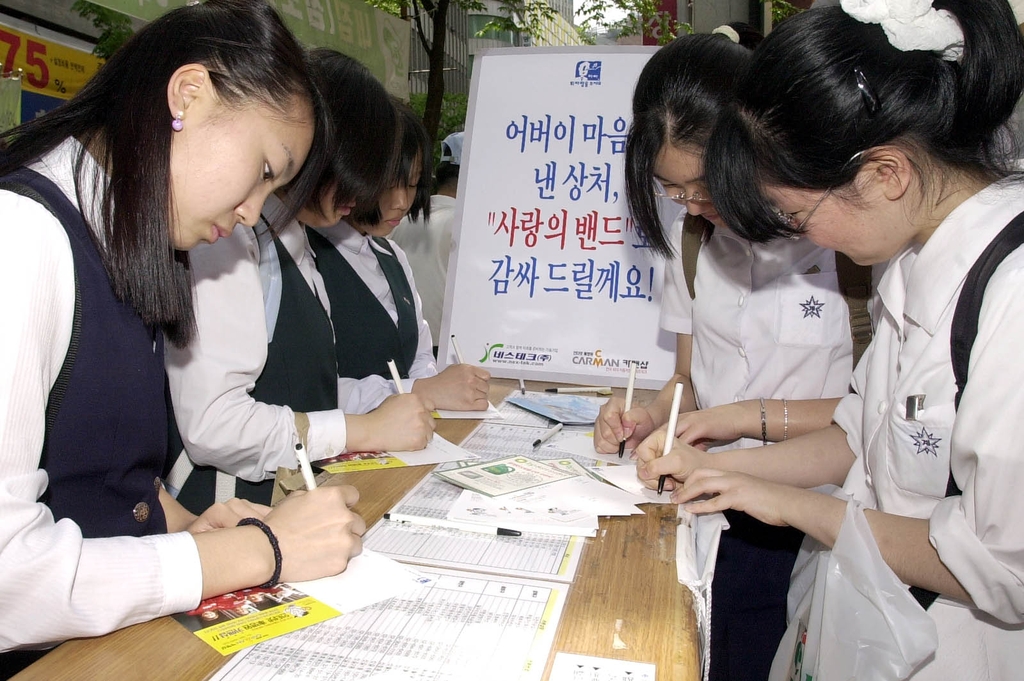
440,47,674,389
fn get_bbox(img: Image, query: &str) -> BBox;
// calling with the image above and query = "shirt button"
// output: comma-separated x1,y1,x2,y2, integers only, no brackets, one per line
738,347,747,358
133,502,151,523
737,294,745,306
877,401,887,414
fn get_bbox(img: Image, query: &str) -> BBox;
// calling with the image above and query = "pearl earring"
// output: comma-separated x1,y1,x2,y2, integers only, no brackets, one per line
171,112,184,132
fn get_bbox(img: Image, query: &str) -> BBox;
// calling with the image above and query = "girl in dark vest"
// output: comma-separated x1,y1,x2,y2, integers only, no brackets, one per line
309,103,491,414
165,51,436,512
0,0,365,671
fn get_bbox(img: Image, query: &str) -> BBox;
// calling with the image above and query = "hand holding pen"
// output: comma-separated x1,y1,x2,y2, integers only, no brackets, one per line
658,383,685,496
618,364,638,459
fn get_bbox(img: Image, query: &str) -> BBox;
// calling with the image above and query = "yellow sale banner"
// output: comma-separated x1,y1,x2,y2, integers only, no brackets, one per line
0,24,102,101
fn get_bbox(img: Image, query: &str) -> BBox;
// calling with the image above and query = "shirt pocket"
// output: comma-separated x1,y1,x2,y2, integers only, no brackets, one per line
885,398,956,498
773,272,847,348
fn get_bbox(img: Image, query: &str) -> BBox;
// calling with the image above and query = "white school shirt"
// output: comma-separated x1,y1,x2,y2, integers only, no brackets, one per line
392,194,456,344
165,194,348,479
659,211,855,449
315,220,437,414
0,139,201,651
834,181,1024,680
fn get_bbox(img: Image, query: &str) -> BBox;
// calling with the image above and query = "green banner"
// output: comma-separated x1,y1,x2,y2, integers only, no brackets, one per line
0,75,20,132
89,0,408,98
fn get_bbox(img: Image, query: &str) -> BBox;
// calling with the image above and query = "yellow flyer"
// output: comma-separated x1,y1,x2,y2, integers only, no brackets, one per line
172,585,339,655
317,435,477,473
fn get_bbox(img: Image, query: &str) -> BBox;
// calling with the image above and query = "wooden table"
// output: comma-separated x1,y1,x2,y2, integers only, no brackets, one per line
15,381,699,681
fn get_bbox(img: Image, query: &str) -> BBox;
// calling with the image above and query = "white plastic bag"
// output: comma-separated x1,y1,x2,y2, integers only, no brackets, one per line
676,507,729,680
770,498,938,681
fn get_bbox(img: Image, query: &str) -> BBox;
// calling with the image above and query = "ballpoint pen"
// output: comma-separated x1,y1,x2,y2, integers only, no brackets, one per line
383,512,522,537
450,334,466,364
295,441,317,491
531,422,563,448
659,382,685,496
518,377,526,395
544,386,612,395
619,363,637,458
387,359,405,394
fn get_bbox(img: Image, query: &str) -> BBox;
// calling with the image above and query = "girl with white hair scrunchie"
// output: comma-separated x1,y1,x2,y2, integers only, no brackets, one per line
638,0,1024,678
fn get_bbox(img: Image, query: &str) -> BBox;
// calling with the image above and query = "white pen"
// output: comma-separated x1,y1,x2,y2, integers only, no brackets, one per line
518,377,526,395
450,334,466,364
532,422,564,448
294,441,317,491
659,382,685,496
619,363,638,458
387,359,405,394
545,386,613,395
383,512,522,537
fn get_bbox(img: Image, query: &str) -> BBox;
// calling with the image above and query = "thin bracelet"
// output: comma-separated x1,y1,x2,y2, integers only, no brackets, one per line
237,517,282,588
759,397,768,446
782,399,789,442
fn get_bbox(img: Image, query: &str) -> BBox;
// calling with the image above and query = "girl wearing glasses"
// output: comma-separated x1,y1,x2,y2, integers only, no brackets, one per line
640,0,1024,677
594,33,870,680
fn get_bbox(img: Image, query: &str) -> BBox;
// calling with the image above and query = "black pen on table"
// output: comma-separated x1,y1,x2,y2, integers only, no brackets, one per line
532,422,563,448
383,512,522,537
618,363,637,459
658,382,685,496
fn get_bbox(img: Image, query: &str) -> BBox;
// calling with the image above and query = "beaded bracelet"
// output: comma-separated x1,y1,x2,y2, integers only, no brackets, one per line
238,517,282,588
782,398,789,442
759,397,768,446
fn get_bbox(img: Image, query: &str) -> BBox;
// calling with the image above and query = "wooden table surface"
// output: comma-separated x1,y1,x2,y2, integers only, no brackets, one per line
15,380,698,681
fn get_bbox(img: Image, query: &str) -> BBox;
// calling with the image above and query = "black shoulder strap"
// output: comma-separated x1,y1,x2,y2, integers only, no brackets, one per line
0,180,82,434
835,253,874,365
680,214,712,300
910,208,1024,611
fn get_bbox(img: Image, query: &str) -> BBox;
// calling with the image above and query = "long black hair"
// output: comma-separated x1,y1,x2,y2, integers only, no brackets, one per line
624,34,750,256
303,49,399,218
0,0,327,347
351,101,433,226
704,0,1024,243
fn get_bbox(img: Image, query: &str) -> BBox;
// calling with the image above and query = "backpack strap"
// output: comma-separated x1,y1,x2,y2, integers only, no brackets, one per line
680,214,712,300
910,208,1024,611
0,180,82,437
835,253,873,365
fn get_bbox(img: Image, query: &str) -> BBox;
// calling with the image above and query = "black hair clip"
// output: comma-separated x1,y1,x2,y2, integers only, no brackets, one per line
854,67,880,116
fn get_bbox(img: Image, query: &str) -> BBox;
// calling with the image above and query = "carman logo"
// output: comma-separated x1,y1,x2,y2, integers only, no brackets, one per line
571,61,602,88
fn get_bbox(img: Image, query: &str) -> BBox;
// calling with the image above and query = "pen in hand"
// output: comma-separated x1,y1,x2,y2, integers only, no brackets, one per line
295,441,317,491
658,382,685,496
450,334,466,364
387,359,405,395
532,422,563,448
619,363,637,459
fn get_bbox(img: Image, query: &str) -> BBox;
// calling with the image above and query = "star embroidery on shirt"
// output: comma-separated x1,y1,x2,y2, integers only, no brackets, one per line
911,427,942,457
800,296,825,318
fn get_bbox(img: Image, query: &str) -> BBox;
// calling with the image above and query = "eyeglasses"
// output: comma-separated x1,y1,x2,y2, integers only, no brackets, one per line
774,187,832,232
653,188,713,204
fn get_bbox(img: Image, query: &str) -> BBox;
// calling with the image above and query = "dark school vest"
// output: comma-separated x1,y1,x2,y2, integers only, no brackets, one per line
7,167,168,538
176,234,337,511
306,228,419,381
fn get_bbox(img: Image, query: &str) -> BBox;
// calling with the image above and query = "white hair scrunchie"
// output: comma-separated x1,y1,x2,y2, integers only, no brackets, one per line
840,0,964,60
711,25,741,44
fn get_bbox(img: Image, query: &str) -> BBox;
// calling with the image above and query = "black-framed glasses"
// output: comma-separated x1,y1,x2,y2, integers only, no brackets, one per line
774,187,833,232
